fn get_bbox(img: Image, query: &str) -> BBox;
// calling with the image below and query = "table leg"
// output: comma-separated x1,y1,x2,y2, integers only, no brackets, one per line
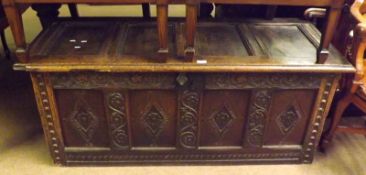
156,4,168,62
185,4,197,62
317,5,343,64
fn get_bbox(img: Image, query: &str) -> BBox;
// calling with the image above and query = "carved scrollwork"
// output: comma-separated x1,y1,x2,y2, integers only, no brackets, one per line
205,73,323,89
246,90,272,147
178,90,200,149
50,73,176,89
106,92,129,149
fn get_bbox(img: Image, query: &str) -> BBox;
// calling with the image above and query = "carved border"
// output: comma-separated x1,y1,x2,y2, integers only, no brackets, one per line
302,75,339,163
105,91,130,149
245,90,273,147
50,73,176,89
31,73,64,165
205,73,323,89
178,90,200,149
65,152,301,162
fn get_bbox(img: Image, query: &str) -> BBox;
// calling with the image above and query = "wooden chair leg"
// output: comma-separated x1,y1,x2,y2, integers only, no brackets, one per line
68,4,79,19
3,0,27,62
0,30,11,59
320,95,352,151
317,4,343,64
185,4,197,62
156,4,168,62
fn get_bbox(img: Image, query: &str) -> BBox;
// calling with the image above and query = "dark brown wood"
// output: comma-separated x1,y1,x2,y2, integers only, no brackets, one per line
156,2,169,61
17,19,353,165
185,2,198,61
30,71,341,165
317,3,343,63
185,0,346,63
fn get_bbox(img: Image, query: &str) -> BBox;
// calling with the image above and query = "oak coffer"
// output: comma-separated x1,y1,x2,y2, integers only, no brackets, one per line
16,19,354,165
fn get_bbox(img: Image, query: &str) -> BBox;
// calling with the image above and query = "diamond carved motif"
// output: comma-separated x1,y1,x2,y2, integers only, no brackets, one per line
69,100,98,146
210,106,236,137
276,104,302,135
142,105,167,143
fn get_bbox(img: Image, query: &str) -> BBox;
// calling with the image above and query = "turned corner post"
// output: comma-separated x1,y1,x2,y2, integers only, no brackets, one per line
185,0,198,62
156,0,169,62
317,0,345,64
2,0,27,62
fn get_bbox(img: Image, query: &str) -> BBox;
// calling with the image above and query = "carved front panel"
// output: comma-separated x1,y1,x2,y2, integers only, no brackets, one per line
41,72,335,165
263,90,317,146
56,90,109,147
129,90,177,147
200,91,250,146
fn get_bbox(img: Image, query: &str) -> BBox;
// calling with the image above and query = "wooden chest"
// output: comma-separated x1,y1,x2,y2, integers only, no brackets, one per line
17,19,353,165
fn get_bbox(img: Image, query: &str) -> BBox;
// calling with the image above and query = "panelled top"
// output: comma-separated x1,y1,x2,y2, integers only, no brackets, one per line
16,19,354,73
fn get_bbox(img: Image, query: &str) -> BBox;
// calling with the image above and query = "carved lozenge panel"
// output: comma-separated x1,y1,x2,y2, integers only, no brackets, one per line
263,90,317,146
200,90,250,146
56,90,109,147
129,90,177,147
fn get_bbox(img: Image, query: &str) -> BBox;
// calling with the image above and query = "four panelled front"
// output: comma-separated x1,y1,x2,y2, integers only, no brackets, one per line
32,72,337,165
